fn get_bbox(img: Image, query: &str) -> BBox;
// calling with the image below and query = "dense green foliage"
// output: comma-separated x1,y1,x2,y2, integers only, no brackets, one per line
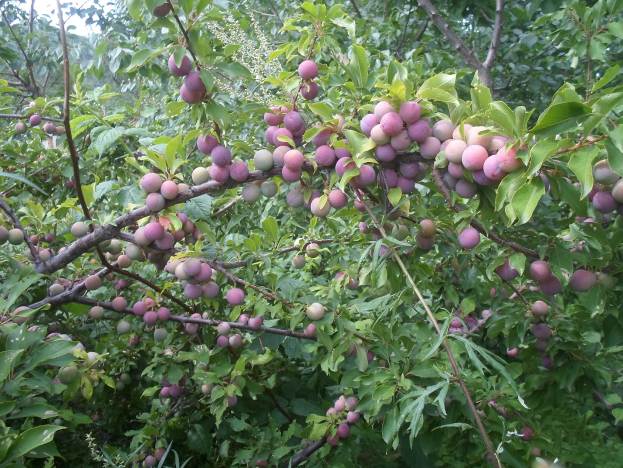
1,0,623,466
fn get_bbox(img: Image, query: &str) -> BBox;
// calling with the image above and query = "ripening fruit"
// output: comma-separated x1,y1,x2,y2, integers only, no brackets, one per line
506,347,519,358
85,274,102,290
611,179,623,203
346,411,360,424
282,166,301,183
305,242,320,257
29,114,41,126
292,255,306,268
242,183,261,202
143,311,158,326
112,296,127,312
374,101,395,119
328,189,347,208
43,122,56,134
284,111,305,133
497,147,521,173
260,180,278,197
495,259,519,281
184,71,206,94
592,191,617,213
168,54,192,76
298,60,318,79
569,269,597,291
539,275,562,295
230,161,249,182
226,288,245,306
360,114,379,136
144,222,165,242
432,120,455,142
379,112,404,136
370,124,389,144
227,395,238,407
248,316,263,329
458,227,480,249
49,283,64,296
254,149,274,171
375,144,396,162
455,179,477,198
160,180,178,200
180,83,205,104
211,145,232,167
273,127,294,147
146,193,166,212
467,126,493,147
419,219,435,238
216,335,229,347
407,120,431,143
315,145,336,167
399,101,421,124
419,136,441,159
593,160,619,185
117,320,131,334
284,149,305,170
529,260,551,282
229,334,243,349
531,300,549,317
184,283,203,299
444,139,467,164
140,173,163,193
352,164,376,187
461,145,488,171
8,228,24,244
197,134,218,154
89,306,104,319
15,121,26,134
304,323,316,337
531,323,552,340
337,423,350,439
310,197,330,217
301,81,319,100
390,130,411,151
306,302,325,320
153,2,171,16
209,164,229,183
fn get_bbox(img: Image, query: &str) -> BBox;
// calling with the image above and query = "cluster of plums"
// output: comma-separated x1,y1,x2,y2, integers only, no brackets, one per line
214,320,246,349
298,59,320,100
13,113,65,136
168,51,207,104
449,308,493,335
588,159,623,214
0,225,25,245
436,124,519,196
324,395,360,446
163,257,217,299
191,136,251,184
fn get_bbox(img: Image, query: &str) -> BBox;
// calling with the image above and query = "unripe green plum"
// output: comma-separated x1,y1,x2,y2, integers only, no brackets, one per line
611,179,623,202
58,365,79,384
49,283,64,296
305,242,320,258
0,226,8,244
292,255,306,269
201,383,213,395
8,228,24,244
419,219,435,237
117,320,131,334
154,328,168,342
242,183,261,202
593,160,619,185
260,180,277,197
85,274,102,290
71,221,89,238
89,306,104,319
310,197,330,217
306,302,325,320
254,149,274,171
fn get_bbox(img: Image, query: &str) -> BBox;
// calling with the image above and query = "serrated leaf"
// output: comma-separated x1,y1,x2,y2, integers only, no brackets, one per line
568,146,600,198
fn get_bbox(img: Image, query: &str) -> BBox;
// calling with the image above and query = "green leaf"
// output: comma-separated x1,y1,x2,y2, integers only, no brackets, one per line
495,170,526,211
387,187,402,206
306,102,334,121
3,425,65,463
416,73,457,104
531,102,591,136
509,178,545,224
489,101,516,137
423,318,450,360
93,127,126,156
568,146,600,199
343,130,375,160
592,64,621,92
526,138,568,178
126,47,165,71
262,216,279,241
0,171,48,195
0,350,23,384
348,45,369,88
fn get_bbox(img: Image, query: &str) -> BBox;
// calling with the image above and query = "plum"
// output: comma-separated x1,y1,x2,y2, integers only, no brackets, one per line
168,54,192,76
461,145,488,171
458,227,480,249
226,287,245,305
529,260,551,282
306,302,325,320
298,60,318,79
399,101,421,124
569,269,596,291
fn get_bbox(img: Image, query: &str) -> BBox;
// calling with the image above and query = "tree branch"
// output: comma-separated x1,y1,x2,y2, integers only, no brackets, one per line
285,438,327,467
166,0,200,69
1,10,39,96
70,296,315,340
482,0,505,70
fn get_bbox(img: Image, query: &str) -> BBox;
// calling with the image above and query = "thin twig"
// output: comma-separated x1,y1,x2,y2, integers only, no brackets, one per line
1,10,40,95
166,0,200,69
285,438,327,467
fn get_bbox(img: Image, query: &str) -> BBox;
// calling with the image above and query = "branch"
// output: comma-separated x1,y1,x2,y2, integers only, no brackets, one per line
70,296,315,340
0,113,63,123
166,0,200,69
285,438,327,467
415,0,483,71
357,194,501,467
482,1,505,70
0,196,41,264
431,169,538,258
210,262,295,308
395,1,414,59
349,0,363,18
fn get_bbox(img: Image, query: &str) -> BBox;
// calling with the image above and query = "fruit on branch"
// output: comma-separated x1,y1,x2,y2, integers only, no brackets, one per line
168,54,192,77
29,114,41,126
569,269,597,292
529,261,551,282
315,145,336,166
43,122,56,134
153,2,172,17
49,283,64,296
226,287,245,306
539,275,562,296
85,274,102,290
458,227,480,249
140,173,163,193
117,320,131,334
360,114,379,136
146,193,166,212
495,259,519,281
160,180,179,200
112,296,128,312
461,145,489,171
531,323,552,340
301,80,319,100
310,197,330,217
306,302,325,320
14,121,26,134
531,300,549,317
180,83,206,104
7,228,24,244
592,191,617,213
154,328,168,342
399,101,421,124
58,365,79,384
89,306,104,319
230,161,249,182
242,183,261,202
407,119,431,143
521,426,535,441
298,59,318,80
506,347,519,358
253,149,274,171
328,189,347,208
593,160,619,185
70,221,89,238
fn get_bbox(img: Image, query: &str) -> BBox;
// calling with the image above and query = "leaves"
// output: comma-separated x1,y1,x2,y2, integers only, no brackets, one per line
416,73,458,104
2,425,65,463
568,146,600,198
531,101,591,136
